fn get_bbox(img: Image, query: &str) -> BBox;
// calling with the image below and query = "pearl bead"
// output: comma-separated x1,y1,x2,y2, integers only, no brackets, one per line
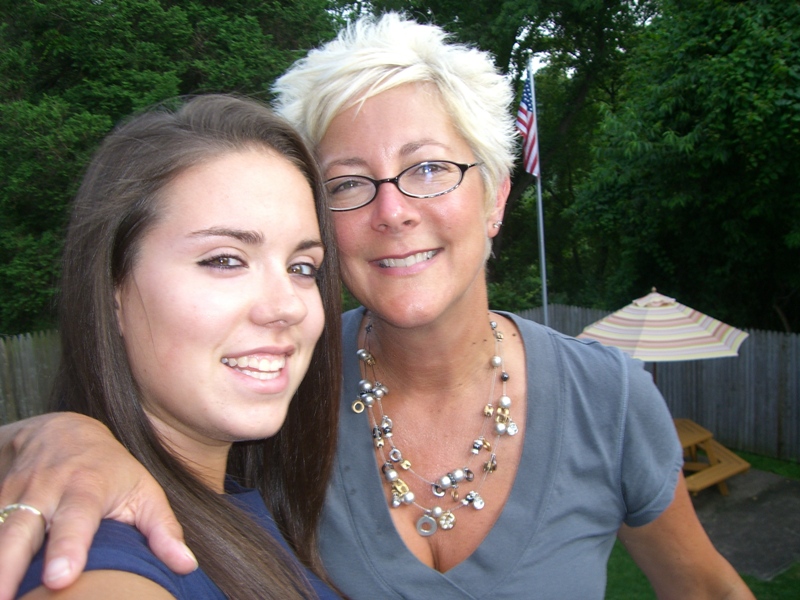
490,355,502,368
363,394,375,406
494,421,507,435
358,379,373,392
499,395,511,409
431,506,444,518
452,468,466,482
403,491,415,504
439,475,452,489
384,469,398,482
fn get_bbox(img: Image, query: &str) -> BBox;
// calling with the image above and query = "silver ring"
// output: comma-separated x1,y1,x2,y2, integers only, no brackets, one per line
0,503,47,529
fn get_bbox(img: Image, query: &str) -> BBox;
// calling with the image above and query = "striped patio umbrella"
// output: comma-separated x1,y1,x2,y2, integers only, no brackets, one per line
578,289,749,362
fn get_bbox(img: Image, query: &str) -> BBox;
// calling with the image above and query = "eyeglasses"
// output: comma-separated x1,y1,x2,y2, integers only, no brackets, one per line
324,160,481,212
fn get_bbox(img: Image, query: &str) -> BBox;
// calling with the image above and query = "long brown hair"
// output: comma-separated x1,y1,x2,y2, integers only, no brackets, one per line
52,94,341,598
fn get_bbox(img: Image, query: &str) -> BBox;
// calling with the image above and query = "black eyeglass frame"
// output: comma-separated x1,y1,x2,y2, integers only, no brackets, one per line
324,160,481,212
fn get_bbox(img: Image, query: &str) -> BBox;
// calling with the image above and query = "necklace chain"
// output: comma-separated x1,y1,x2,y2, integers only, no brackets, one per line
351,315,518,537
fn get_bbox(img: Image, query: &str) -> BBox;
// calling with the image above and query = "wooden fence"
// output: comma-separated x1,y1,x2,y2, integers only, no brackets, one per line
0,330,60,424
521,306,800,462
2,306,799,461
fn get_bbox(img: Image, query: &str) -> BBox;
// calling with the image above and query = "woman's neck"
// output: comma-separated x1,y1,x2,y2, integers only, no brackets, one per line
145,409,231,493
363,308,500,398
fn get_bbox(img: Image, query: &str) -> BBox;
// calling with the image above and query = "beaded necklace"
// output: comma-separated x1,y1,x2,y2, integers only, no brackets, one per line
351,316,518,537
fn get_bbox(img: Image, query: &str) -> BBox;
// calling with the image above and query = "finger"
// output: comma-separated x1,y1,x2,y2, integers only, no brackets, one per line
127,482,197,575
0,508,47,600
38,491,105,590
141,518,198,575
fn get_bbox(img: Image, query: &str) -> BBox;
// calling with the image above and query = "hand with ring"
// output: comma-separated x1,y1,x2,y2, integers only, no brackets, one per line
0,503,47,527
0,413,194,599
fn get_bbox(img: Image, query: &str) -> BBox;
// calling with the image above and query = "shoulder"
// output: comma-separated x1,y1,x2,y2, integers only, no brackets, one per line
20,521,221,599
502,310,643,385
20,570,175,600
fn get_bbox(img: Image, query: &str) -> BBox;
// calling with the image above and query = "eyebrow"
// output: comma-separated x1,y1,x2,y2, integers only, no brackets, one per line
189,227,325,254
189,227,264,245
295,238,326,253
324,140,451,171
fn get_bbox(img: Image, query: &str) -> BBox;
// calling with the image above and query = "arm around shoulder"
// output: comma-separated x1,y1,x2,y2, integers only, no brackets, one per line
0,413,193,598
617,474,754,600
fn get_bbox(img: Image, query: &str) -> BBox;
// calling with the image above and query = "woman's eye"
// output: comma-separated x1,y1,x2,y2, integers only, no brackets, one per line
417,162,446,175
198,254,245,269
329,178,367,195
289,262,318,278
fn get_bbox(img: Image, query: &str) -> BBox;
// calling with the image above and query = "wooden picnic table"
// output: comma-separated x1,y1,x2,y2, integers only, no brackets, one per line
673,418,750,496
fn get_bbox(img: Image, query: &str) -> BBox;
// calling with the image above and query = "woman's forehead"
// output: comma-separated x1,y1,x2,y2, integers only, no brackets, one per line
317,84,469,168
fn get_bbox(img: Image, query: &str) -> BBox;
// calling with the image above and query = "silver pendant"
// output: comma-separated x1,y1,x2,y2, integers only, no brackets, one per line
507,421,519,436
431,483,446,497
465,491,485,510
416,514,437,537
438,511,456,530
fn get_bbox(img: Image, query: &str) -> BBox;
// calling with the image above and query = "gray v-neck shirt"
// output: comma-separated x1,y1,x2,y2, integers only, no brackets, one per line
319,309,682,599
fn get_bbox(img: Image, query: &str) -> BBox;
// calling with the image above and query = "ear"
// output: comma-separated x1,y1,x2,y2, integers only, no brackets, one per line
487,175,511,239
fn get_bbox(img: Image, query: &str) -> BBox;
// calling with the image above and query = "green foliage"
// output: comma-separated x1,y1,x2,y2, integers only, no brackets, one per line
488,261,541,313
0,0,337,334
736,451,800,482
605,541,656,599
743,563,800,599
576,0,800,331
3,0,797,334
0,97,111,334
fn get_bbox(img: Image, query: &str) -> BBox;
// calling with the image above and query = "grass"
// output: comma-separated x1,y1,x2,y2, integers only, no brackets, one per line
605,451,800,599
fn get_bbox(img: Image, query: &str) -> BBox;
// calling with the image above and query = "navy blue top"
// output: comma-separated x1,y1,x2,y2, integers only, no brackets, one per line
19,479,339,599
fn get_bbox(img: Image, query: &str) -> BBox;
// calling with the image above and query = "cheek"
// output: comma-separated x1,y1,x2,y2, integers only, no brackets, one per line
332,216,363,280
332,213,362,258
121,280,212,363
309,286,327,340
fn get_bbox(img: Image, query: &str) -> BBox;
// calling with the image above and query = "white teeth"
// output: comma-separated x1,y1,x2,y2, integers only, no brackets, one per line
379,250,435,268
239,370,280,381
221,355,286,377
258,358,283,371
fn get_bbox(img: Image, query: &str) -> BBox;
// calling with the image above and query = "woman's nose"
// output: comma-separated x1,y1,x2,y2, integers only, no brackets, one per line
369,181,421,232
249,272,308,327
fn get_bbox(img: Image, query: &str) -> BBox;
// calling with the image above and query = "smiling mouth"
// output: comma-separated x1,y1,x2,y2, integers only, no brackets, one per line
378,250,437,268
221,355,285,380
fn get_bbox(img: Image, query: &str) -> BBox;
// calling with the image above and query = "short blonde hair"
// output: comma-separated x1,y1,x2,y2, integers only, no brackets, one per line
273,12,516,211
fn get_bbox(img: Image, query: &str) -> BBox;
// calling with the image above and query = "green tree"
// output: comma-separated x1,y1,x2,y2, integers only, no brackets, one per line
0,0,337,334
577,0,800,331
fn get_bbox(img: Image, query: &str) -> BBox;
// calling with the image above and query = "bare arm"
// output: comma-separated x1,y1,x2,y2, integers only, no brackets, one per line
20,570,176,600
0,413,196,600
617,474,754,600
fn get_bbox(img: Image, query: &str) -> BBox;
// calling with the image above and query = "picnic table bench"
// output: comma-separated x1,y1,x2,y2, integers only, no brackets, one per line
673,418,750,496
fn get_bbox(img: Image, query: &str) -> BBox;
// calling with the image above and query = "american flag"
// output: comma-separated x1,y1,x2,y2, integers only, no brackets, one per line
516,72,540,177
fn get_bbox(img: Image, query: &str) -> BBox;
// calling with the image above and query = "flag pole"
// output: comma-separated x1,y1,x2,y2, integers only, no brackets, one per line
529,65,549,327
